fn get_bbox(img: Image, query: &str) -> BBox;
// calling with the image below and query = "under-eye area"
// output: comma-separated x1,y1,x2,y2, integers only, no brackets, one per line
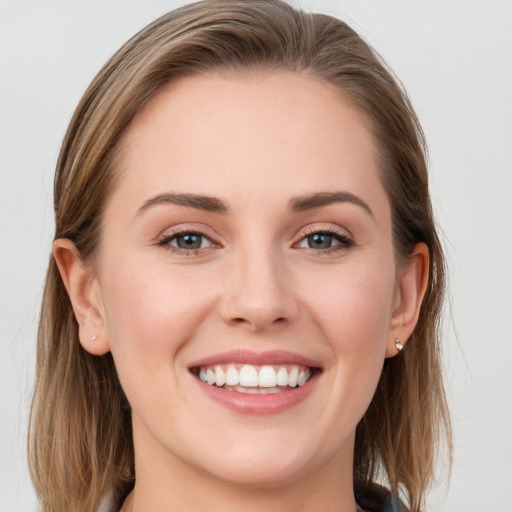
190,364,321,394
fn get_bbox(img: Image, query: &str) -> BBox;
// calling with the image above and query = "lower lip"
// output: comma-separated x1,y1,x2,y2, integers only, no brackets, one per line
193,372,320,415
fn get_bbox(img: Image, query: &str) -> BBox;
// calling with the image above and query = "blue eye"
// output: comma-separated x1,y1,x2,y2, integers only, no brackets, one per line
297,230,353,251
174,233,204,250
159,231,213,251
306,233,334,249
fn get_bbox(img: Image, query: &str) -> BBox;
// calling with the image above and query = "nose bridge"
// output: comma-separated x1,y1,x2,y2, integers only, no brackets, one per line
221,237,297,331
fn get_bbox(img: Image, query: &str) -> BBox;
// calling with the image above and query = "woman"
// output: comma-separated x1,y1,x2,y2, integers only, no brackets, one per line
28,1,451,511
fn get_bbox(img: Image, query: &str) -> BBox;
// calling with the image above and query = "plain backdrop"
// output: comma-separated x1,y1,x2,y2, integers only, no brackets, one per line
1,1,511,511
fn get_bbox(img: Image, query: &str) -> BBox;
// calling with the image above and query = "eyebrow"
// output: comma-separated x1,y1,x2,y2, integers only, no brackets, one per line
137,193,228,216
288,191,374,218
136,190,373,218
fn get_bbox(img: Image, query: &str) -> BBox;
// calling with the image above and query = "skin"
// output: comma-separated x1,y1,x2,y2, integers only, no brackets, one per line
55,72,428,512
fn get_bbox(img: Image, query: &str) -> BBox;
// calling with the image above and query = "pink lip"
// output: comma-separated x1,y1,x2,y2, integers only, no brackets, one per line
193,371,320,415
188,349,321,369
188,349,322,415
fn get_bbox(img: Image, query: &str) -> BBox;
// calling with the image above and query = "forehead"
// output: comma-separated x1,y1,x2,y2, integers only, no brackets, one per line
109,71,387,218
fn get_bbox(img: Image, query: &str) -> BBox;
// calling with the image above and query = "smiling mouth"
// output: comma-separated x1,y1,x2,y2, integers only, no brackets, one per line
191,363,317,394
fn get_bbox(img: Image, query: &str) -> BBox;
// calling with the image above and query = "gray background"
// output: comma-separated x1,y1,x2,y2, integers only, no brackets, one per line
1,1,511,510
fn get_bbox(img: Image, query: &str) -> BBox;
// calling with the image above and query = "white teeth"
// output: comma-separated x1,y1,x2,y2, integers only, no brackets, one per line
225,367,239,386
239,365,259,386
276,367,288,386
196,363,314,389
230,385,284,395
206,368,216,385
288,366,299,387
215,366,226,386
297,369,308,386
258,365,277,387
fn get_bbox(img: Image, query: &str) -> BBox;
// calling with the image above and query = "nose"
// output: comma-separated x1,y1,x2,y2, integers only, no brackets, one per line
219,246,298,332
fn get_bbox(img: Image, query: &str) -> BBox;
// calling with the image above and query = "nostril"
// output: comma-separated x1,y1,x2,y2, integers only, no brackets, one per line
229,316,286,328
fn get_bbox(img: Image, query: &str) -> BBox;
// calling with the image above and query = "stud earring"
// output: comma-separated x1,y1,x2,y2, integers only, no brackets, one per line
395,338,404,352
89,335,97,342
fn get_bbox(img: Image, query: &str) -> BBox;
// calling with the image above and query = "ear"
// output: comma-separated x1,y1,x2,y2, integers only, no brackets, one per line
385,242,429,357
53,239,110,356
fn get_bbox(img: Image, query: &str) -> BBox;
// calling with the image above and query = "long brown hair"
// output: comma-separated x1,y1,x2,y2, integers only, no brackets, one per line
29,1,451,510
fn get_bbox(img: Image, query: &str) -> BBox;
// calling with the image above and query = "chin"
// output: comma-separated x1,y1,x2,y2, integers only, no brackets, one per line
206,456,314,489
186,433,325,488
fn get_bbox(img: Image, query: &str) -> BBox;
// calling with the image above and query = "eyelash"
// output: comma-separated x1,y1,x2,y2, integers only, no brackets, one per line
156,227,354,256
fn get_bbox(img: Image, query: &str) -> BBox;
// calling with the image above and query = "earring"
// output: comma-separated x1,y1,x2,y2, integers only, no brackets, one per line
89,335,97,342
395,338,404,352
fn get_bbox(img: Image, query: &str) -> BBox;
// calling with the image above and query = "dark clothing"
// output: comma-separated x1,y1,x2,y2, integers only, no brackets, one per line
355,482,408,512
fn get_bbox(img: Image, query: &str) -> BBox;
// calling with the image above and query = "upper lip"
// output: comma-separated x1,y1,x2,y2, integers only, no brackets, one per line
188,349,322,369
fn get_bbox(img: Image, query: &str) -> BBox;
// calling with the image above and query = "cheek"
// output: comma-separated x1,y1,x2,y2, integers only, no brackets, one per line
300,257,396,394
97,259,221,424
307,261,395,340
98,257,215,378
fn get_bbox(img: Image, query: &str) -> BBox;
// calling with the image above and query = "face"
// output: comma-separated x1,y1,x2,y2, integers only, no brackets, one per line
90,72,404,487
